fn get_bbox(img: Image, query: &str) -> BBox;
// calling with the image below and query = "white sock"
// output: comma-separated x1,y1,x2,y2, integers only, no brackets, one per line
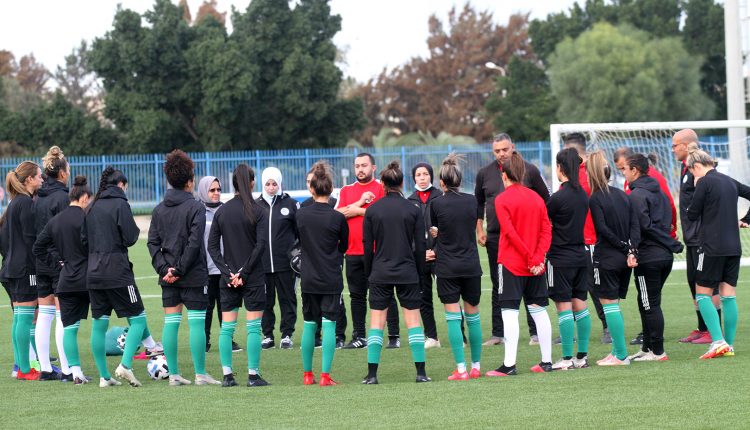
501,308,520,367
248,368,258,376
471,362,480,370
29,342,37,361
142,336,157,349
528,305,553,363
71,365,84,380
457,362,466,373
55,311,71,374
36,305,56,372
222,366,232,376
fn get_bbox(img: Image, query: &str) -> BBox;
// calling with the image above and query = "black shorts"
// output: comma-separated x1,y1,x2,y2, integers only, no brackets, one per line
10,275,38,303
437,277,481,306
498,265,548,307
592,267,631,300
89,285,145,319
162,285,208,310
696,252,740,289
57,291,90,327
220,284,266,312
369,283,421,310
2,281,11,301
547,264,588,303
37,274,57,298
302,293,343,322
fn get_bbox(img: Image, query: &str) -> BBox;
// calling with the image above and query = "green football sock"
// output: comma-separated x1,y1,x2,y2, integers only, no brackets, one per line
121,312,147,369
367,328,384,364
465,312,482,365
15,306,35,373
141,326,151,341
91,316,111,379
321,318,336,374
301,321,317,372
63,321,81,367
246,318,262,373
163,312,182,376
408,327,426,363
558,310,575,359
219,320,237,372
602,303,627,360
445,312,465,368
574,308,591,355
188,310,207,375
697,294,724,342
11,308,19,369
721,296,738,345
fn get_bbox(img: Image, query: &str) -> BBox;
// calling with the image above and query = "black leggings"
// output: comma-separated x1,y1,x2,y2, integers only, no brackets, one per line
634,260,672,355
205,274,222,341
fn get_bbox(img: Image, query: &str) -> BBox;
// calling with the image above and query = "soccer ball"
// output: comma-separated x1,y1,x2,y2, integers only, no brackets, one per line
147,355,169,380
116,331,128,351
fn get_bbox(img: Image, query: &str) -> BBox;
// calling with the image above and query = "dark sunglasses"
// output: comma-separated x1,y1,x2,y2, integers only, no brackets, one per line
209,187,221,192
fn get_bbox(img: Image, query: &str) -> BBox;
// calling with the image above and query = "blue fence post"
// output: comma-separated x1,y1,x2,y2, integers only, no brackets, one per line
205,151,211,177
101,155,107,172
448,144,453,154
153,153,161,204
401,146,406,171
304,148,311,172
538,141,543,166
255,150,262,193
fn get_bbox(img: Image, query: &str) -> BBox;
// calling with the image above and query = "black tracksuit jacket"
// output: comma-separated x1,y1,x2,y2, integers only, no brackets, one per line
296,202,349,295
256,194,299,274
475,160,549,235
33,206,88,293
546,181,588,268
687,169,750,257
629,176,683,264
0,194,37,280
207,197,268,287
407,187,443,252
83,186,140,290
429,191,482,278
363,192,425,284
34,177,69,277
589,186,639,271
148,189,208,288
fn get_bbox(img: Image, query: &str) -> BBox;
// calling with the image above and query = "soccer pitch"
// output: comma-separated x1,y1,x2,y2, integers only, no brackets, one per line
1,240,748,429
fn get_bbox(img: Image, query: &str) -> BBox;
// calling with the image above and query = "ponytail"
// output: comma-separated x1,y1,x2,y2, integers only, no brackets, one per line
501,151,526,184
439,152,464,193
380,160,404,194
5,161,40,199
70,175,92,202
91,166,128,208
232,164,258,224
42,145,68,180
556,147,581,189
686,142,715,168
309,161,333,197
586,151,610,194
626,153,650,176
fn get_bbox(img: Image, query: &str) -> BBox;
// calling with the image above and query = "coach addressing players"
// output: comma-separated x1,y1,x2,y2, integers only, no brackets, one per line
475,133,550,345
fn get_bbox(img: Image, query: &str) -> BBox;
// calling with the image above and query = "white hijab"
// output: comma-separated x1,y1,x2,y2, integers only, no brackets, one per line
261,167,283,205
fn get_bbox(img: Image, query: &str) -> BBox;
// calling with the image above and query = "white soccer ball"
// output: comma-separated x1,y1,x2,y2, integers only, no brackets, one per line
116,332,127,351
147,355,169,380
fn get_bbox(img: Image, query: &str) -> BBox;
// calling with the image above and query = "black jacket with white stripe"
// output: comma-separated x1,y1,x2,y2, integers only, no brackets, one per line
629,175,683,264
33,206,88,293
256,194,299,274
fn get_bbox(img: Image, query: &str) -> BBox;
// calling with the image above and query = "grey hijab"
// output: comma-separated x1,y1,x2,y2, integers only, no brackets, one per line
197,176,221,208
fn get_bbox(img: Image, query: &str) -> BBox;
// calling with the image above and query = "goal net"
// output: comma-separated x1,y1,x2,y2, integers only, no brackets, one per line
550,120,750,264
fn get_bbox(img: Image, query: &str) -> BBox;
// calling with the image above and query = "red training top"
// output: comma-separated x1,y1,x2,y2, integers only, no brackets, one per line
624,167,677,239
337,179,384,256
578,162,597,245
417,190,430,204
495,183,552,276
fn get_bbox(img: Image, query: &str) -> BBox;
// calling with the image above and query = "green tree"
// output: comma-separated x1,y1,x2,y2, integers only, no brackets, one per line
548,23,712,123
484,57,557,141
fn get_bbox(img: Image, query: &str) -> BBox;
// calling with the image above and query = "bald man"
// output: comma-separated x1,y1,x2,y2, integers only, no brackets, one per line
672,129,720,344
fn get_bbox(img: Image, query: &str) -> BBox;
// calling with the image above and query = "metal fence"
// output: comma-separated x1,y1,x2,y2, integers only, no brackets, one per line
0,141,551,213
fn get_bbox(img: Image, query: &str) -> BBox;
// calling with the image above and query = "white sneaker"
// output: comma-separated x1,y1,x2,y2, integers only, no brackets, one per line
551,358,574,370
627,350,649,361
572,356,589,369
528,335,539,346
146,342,164,357
280,336,293,349
633,351,669,362
482,336,504,346
424,338,441,349
169,374,192,386
115,364,142,387
195,373,221,386
99,377,122,388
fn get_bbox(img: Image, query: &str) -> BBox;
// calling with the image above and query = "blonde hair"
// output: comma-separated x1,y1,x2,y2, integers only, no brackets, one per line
685,142,715,168
586,151,611,194
6,161,40,199
42,146,68,179
439,152,465,193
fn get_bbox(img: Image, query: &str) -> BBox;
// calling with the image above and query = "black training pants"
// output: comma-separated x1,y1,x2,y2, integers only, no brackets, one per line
262,271,298,339
205,274,222,341
634,260,672,356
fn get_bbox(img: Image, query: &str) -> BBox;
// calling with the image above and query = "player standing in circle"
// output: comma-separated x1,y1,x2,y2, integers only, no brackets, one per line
337,153,400,349
486,152,552,377
547,148,592,370
623,154,683,362
686,143,749,359
148,150,220,386
407,162,443,348
1,161,43,380
671,130,721,344
34,146,71,380
84,167,151,387
429,154,483,380
297,161,348,386
33,176,93,384
586,152,638,366
208,164,269,387
362,161,429,384
257,167,299,350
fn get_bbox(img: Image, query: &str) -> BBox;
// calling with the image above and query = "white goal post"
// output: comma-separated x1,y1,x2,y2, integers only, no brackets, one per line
550,120,750,264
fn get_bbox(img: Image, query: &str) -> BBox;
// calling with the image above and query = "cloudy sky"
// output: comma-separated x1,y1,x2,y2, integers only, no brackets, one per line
0,0,579,82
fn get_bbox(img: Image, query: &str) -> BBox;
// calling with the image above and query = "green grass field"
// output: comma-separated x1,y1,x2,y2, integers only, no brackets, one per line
1,240,748,429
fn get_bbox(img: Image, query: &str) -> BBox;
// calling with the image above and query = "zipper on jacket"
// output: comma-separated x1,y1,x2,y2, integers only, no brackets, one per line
268,196,275,273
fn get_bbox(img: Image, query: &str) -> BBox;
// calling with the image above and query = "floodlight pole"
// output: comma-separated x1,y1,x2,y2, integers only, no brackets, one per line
725,0,749,181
